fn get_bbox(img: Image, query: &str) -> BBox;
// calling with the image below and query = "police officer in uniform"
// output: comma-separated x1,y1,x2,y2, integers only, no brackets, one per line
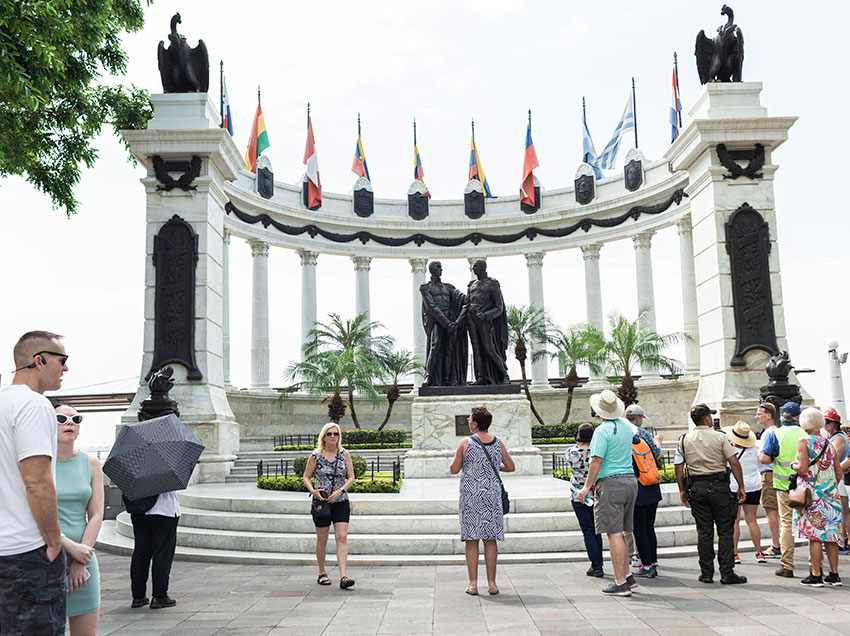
674,404,748,584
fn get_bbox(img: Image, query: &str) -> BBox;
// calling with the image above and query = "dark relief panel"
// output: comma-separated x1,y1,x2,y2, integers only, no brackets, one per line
464,190,485,219
408,193,429,220
147,215,203,381
725,203,779,366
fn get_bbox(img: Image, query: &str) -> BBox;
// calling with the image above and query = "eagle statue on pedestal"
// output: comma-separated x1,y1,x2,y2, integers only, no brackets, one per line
157,13,209,93
695,5,744,84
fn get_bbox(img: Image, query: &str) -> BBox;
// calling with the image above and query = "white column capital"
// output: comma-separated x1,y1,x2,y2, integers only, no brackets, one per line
524,252,545,268
632,232,654,250
249,239,269,258
299,250,318,267
352,255,372,272
580,243,602,261
223,227,231,244
409,257,429,274
676,214,693,236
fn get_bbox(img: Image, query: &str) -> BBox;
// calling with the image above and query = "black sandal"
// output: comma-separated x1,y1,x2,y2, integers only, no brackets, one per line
340,576,355,590
317,573,331,586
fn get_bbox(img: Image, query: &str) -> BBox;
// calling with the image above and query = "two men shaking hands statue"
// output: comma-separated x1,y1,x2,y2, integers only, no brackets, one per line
420,260,510,387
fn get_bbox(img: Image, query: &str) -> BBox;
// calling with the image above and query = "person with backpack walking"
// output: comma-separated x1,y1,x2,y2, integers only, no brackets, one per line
631,424,662,578
725,421,766,564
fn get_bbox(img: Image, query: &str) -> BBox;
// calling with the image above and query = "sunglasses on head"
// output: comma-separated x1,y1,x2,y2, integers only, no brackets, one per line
325,431,340,437
57,414,83,425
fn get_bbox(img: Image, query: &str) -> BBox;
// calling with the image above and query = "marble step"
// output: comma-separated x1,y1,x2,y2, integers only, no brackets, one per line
114,512,772,556
173,505,705,535
98,522,793,567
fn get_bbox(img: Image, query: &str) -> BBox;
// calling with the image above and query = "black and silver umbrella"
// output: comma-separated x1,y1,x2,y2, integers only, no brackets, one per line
103,413,204,501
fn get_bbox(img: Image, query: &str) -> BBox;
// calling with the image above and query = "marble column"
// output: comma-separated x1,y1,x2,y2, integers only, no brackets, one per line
223,229,231,387
249,240,270,388
677,215,700,374
299,250,319,360
410,258,428,387
633,232,657,378
525,252,548,387
352,256,372,324
581,243,604,381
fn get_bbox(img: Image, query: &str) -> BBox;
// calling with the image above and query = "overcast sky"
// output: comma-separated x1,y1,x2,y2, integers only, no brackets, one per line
1,1,847,422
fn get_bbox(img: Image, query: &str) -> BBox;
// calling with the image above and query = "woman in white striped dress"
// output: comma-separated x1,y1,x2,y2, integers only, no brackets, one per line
450,406,515,596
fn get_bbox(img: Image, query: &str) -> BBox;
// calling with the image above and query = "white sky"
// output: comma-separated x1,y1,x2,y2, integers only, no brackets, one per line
1,1,848,422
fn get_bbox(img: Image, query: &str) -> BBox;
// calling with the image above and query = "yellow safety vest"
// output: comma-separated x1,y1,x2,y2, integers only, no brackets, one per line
773,425,806,492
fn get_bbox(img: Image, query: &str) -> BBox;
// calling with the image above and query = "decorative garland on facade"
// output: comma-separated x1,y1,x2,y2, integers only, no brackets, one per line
225,188,687,248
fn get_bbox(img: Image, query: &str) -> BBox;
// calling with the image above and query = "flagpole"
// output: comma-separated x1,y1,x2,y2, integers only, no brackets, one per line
471,118,475,144
357,112,361,137
219,61,224,129
631,77,638,149
674,52,683,128
413,117,417,147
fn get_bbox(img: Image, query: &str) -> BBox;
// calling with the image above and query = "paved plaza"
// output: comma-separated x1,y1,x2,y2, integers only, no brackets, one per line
96,551,850,635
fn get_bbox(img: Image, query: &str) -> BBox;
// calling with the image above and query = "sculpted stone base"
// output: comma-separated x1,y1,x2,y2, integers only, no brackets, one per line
406,394,542,477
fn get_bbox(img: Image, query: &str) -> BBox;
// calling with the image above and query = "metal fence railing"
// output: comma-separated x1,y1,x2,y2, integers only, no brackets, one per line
271,432,411,449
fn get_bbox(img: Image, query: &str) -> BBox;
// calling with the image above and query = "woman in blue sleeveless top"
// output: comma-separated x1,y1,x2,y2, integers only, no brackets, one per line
56,405,104,635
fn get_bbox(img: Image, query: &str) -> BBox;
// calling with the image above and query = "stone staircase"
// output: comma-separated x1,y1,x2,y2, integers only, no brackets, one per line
97,477,778,566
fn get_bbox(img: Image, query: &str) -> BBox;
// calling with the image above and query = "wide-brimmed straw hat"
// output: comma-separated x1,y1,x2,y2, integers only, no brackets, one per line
590,389,625,421
725,421,756,448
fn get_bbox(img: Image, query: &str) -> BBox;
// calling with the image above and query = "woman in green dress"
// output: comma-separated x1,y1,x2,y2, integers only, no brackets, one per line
56,405,104,635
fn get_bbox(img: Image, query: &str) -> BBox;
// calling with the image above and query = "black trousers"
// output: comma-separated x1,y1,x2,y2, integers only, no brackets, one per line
572,500,603,570
130,514,178,599
633,503,659,566
687,476,737,578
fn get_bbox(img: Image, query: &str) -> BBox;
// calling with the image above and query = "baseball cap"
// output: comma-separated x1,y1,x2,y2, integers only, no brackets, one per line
780,401,801,418
690,403,717,424
824,407,842,425
625,404,646,419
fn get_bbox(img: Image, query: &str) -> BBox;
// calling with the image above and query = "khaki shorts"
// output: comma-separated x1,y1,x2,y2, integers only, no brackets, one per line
594,474,638,535
760,471,778,510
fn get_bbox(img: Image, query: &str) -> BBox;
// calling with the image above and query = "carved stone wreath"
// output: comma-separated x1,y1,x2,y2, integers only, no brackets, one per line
716,144,764,180
152,155,202,191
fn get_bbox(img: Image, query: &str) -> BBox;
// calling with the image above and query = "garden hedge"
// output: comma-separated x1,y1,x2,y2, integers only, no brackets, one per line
256,475,401,494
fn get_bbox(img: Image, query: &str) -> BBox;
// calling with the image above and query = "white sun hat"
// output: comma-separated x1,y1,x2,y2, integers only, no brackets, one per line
590,389,625,421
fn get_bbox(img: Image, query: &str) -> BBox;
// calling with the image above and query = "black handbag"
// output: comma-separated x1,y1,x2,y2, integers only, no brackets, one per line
122,493,158,515
471,436,510,514
310,452,340,524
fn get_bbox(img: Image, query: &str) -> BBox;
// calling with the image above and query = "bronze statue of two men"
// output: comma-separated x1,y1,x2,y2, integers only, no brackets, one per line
420,260,509,387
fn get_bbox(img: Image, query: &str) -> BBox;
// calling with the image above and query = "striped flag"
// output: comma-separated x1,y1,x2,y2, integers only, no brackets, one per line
582,98,602,180
520,111,539,207
413,119,429,198
220,65,233,135
243,91,269,172
670,55,683,142
468,121,493,197
303,104,321,209
351,114,370,181
588,92,635,174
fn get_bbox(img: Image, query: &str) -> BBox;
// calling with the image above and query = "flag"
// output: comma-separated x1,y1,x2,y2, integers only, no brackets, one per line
413,120,430,198
351,117,370,181
520,112,539,207
582,100,603,180
243,95,269,172
588,93,635,175
220,72,234,135
670,62,683,142
303,106,322,209
468,123,493,198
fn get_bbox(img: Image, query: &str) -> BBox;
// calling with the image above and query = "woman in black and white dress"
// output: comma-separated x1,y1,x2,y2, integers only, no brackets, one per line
450,406,515,596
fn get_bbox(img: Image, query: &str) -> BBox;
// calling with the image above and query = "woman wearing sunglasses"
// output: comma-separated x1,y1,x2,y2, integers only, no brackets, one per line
302,422,356,590
55,405,103,636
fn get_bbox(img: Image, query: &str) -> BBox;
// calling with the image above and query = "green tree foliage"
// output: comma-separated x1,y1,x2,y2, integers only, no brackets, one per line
0,0,154,216
547,324,605,423
376,348,422,431
506,304,550,425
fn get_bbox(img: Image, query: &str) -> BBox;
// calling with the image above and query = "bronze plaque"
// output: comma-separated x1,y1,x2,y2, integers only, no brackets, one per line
455,415,469,436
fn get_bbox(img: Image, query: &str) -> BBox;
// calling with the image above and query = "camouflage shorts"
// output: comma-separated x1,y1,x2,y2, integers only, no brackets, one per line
0,545,66,635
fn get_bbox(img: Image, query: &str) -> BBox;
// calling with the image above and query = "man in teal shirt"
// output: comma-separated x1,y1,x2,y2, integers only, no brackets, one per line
576,390,638,597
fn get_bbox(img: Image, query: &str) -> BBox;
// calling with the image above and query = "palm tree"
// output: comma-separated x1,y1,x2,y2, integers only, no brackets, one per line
598,312,682,406
377,349,422,431
506,304,549,425
288,312,391,428
548,324,605,423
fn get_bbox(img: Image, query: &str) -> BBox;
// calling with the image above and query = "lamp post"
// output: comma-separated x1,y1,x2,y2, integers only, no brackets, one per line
828,341,848,421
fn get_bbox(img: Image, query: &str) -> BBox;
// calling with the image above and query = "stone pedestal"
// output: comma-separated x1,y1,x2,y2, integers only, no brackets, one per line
405,394,543,478
668,82,805,427
120,93,244,483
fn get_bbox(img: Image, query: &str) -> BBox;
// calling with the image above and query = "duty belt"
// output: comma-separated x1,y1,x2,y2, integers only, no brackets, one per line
688,471,728,482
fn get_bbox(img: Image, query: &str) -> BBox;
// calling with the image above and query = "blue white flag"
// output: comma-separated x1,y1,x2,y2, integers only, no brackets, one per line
582,106,602,180
588,93,635,176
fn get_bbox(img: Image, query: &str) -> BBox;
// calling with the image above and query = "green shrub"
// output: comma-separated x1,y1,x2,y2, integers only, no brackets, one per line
340,429,407,446
532,423,592,439
532,437,576,445
292,453,368,479
275,442,412,451
256,475,401,494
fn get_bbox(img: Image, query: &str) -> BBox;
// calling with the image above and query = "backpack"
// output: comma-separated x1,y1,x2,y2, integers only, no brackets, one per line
632,437,661,487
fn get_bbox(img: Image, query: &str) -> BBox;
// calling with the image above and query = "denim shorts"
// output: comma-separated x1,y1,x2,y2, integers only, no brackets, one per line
0,545,67,635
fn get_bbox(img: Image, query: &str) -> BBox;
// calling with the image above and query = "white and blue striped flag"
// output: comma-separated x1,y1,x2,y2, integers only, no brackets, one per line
588,93,635,177
582,105,603,180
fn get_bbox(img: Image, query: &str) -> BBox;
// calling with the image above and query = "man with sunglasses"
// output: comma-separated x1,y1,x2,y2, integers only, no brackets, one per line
0,331,69,634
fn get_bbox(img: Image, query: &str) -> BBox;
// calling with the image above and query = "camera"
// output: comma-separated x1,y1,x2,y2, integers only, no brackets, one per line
712,417,721,430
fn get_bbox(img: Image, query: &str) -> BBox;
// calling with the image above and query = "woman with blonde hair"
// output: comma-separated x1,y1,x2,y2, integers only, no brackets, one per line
793,407,843,587
302,422,356,589
55,404,104,635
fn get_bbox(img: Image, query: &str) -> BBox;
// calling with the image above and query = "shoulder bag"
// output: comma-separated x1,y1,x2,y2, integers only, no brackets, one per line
788,440,829,510
470,435,510,514
311,452,340,524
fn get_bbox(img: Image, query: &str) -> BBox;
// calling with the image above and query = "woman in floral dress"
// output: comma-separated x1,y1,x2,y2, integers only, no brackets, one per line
793,408,843,587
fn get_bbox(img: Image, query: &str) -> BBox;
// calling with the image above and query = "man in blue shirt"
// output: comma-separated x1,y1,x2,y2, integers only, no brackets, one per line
576,390,638,597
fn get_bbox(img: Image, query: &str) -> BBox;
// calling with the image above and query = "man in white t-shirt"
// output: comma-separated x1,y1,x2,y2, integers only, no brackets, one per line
0,331,69,634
